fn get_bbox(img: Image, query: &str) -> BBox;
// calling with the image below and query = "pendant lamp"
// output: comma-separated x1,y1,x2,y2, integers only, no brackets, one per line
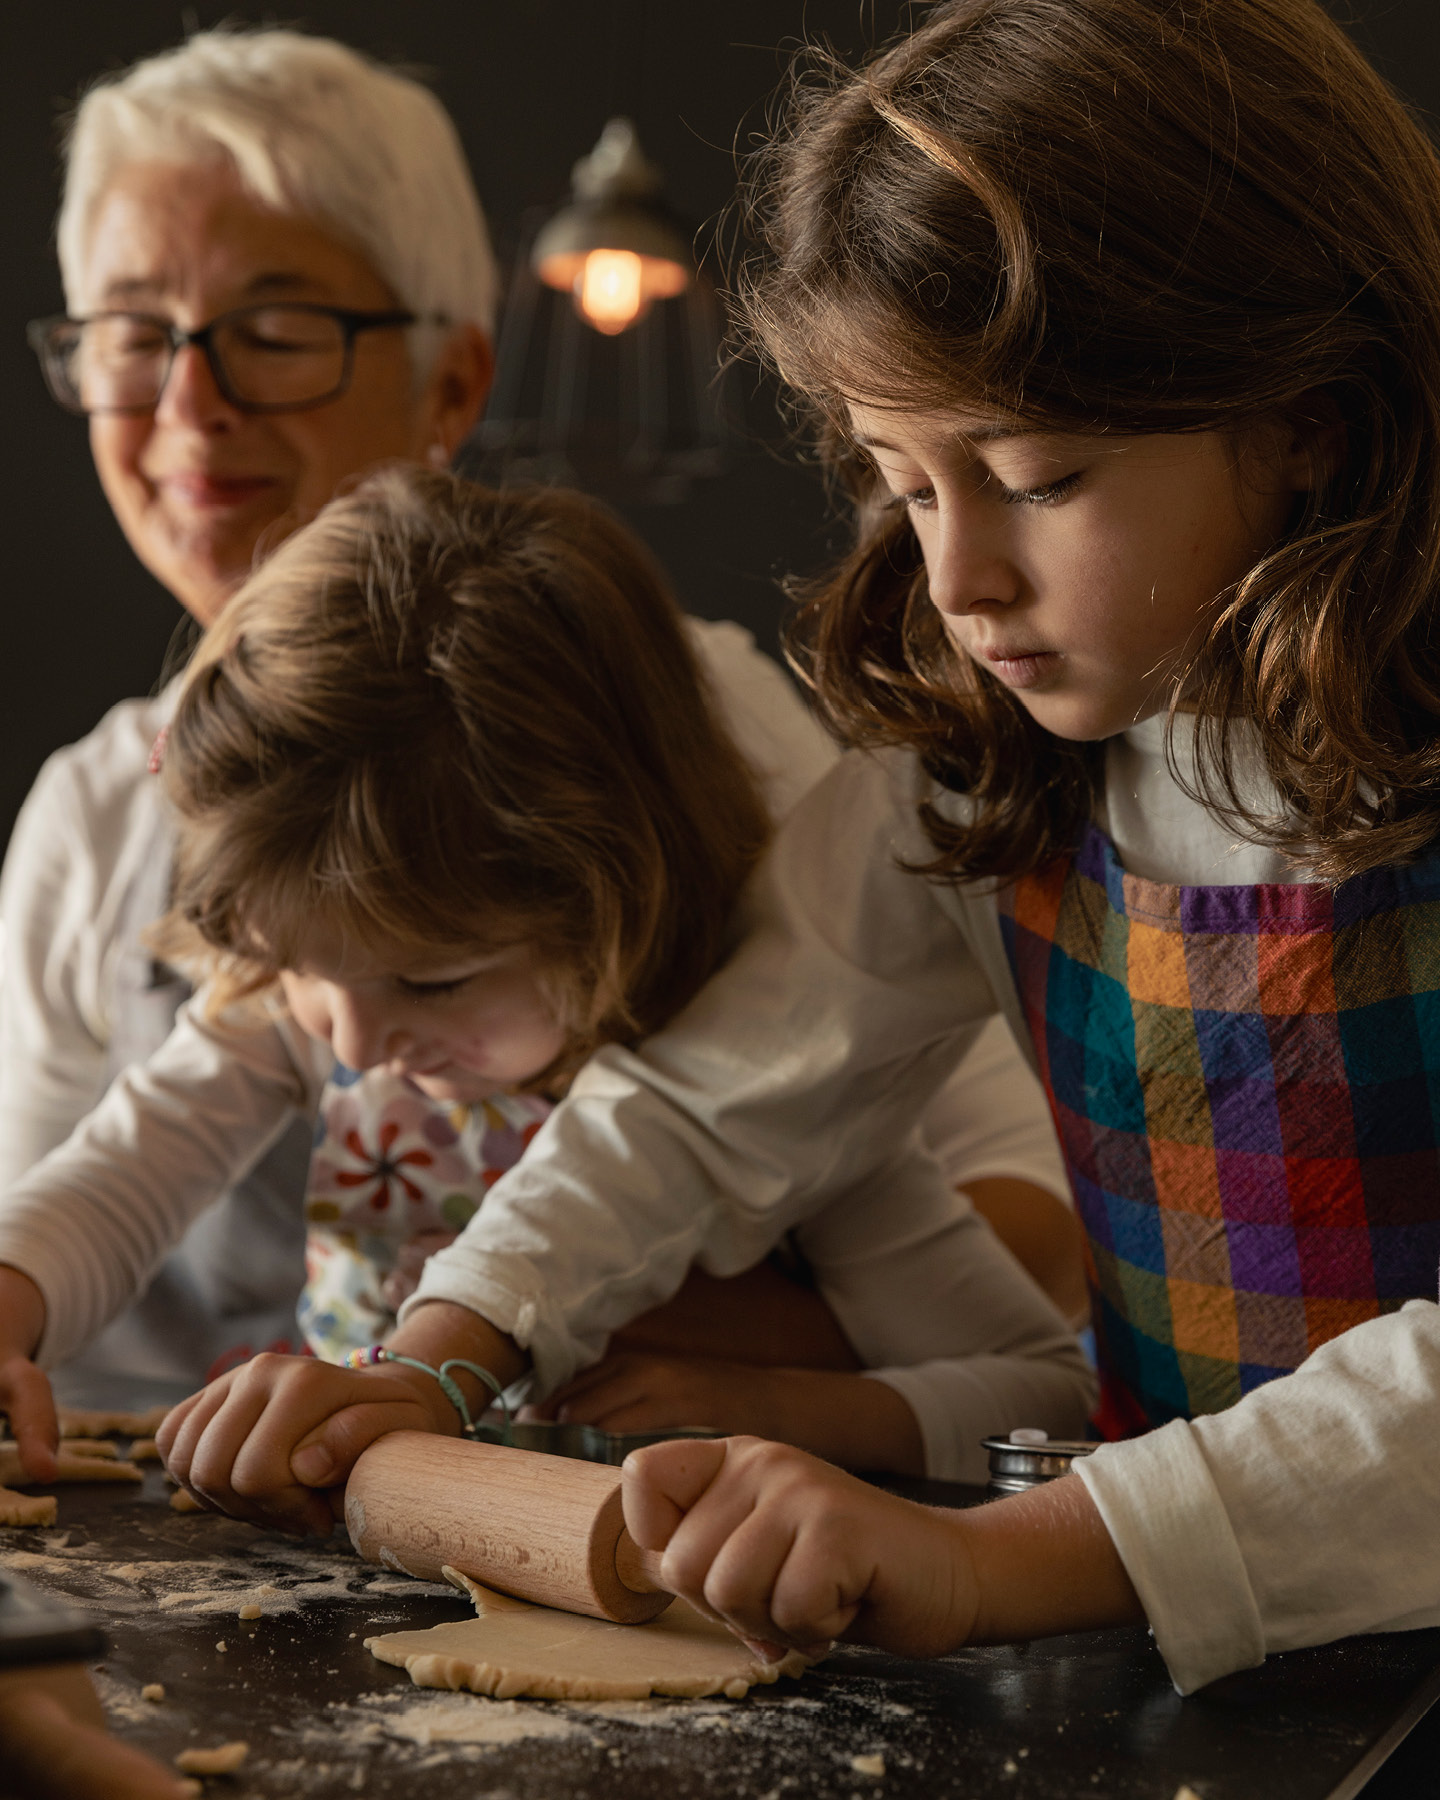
465,119,730,505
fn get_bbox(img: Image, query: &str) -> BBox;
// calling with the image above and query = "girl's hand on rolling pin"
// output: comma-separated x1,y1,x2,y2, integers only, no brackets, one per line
0,1264,59,1481
621,1436,979,1662
156,1353,459,1537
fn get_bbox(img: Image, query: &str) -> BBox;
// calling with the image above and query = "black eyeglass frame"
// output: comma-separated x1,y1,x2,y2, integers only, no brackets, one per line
25,303,438,417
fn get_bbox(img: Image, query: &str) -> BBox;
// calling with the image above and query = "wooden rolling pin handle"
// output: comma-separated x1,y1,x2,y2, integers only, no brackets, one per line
345,1432,673,1625
614,1529,668,1596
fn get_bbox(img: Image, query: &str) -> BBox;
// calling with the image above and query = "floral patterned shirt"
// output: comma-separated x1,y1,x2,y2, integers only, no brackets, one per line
299,1066,552,1359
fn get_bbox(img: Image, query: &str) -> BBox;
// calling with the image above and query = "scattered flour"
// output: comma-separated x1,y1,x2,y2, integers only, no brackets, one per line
282,1689,594,1758
375,1696,589,1749
0,1533,454,1626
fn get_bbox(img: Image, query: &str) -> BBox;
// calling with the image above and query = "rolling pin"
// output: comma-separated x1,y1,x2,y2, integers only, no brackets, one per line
344,1432,673,1624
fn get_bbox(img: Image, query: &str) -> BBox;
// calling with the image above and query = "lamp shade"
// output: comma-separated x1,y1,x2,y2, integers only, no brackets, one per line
465,119,729,505
531,120,693,335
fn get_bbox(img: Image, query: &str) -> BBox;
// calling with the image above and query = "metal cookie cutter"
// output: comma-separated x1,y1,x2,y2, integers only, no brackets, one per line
484,1419,723,1466
982,1428,1096,1496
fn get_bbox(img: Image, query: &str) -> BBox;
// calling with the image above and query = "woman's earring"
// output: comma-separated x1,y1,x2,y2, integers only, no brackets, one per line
426,441,449,470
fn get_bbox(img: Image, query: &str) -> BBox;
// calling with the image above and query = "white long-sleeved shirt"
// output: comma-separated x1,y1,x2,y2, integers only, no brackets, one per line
0,621,1082,1461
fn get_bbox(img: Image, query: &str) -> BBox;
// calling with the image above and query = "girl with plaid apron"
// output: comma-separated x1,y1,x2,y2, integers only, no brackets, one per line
1000,822,1440,1437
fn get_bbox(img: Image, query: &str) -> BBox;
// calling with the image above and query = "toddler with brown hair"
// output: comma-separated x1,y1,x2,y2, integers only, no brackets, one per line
0,465,1089,1499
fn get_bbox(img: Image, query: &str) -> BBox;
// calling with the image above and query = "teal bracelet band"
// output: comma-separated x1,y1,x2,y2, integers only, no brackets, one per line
342,1345,510,1441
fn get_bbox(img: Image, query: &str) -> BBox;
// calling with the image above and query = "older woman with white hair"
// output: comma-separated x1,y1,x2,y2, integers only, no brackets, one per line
2,29,496,1390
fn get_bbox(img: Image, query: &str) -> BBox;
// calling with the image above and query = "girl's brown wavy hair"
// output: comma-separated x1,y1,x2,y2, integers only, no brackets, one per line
742,0,1440,883
158,466,769,1078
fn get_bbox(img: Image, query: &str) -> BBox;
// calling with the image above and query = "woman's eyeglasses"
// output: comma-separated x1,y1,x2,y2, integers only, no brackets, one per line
26,303,439,416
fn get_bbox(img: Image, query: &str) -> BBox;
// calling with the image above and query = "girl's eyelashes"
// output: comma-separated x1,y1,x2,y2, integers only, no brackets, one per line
397,973,474,1000
883,483,937,513
881,470,1083,512
996,470,1083,507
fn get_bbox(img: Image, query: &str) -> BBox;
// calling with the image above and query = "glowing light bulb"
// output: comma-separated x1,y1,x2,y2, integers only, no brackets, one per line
578,249,646,335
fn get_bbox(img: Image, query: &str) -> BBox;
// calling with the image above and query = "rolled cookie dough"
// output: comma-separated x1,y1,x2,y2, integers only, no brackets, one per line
366,1567,813,1701
56,1405,169,1439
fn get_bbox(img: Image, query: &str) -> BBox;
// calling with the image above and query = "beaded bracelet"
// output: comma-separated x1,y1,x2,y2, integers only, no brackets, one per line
342,1345,511,1442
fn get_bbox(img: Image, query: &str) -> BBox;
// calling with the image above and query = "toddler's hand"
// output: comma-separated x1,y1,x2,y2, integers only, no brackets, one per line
622,1435,979,1661
0,1265,58,1481
156,1352,458,1537
528,1352,772,1436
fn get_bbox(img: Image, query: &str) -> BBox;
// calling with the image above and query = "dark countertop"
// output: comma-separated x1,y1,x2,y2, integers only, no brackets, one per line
3,1460,1436,1800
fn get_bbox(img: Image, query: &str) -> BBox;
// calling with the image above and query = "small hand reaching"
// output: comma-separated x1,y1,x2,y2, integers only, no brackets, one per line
526,1352,776,1437
531,1351,925,1475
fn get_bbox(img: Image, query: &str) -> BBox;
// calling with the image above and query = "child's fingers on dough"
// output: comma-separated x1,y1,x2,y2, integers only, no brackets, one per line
621,1436,730,1550
0,1356,60,1481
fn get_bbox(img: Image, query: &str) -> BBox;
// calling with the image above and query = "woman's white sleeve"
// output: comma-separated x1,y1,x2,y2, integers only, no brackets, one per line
0,753,116,1184
0,994,326,1367
1077,1301,1440,1693
922,1013,1069,1200
796,1160,1095,1481
406,750,1006,1393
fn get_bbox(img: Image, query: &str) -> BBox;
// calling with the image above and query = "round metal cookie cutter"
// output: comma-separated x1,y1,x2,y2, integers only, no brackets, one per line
982,1428,1097,1495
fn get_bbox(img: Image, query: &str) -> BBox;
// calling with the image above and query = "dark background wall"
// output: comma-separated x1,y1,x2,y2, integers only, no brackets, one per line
2,1,1437,846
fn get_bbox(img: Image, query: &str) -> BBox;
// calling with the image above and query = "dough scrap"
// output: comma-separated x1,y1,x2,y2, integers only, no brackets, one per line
0,1447,141,1487
56,1405,169,1439
0,1485,57,1527
170,1488,207,1514
175,1741,248,1775
365,1567,814,1702
0,1445,143,1524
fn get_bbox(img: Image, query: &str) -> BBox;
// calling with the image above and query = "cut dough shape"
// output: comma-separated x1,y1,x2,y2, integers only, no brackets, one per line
0,1486,57,1527
170,1488,207,1514
56,1405,169,1439
129,1438,163,1463
0,1447,141,1487
55,1439,120,1460
365,1566,813,1701
175,1741,248,1775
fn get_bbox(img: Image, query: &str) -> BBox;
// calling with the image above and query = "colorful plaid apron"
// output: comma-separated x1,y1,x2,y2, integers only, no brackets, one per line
998,823,1440,1431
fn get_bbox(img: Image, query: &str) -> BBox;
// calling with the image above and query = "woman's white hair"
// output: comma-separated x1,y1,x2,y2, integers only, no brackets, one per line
57,28,498,356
